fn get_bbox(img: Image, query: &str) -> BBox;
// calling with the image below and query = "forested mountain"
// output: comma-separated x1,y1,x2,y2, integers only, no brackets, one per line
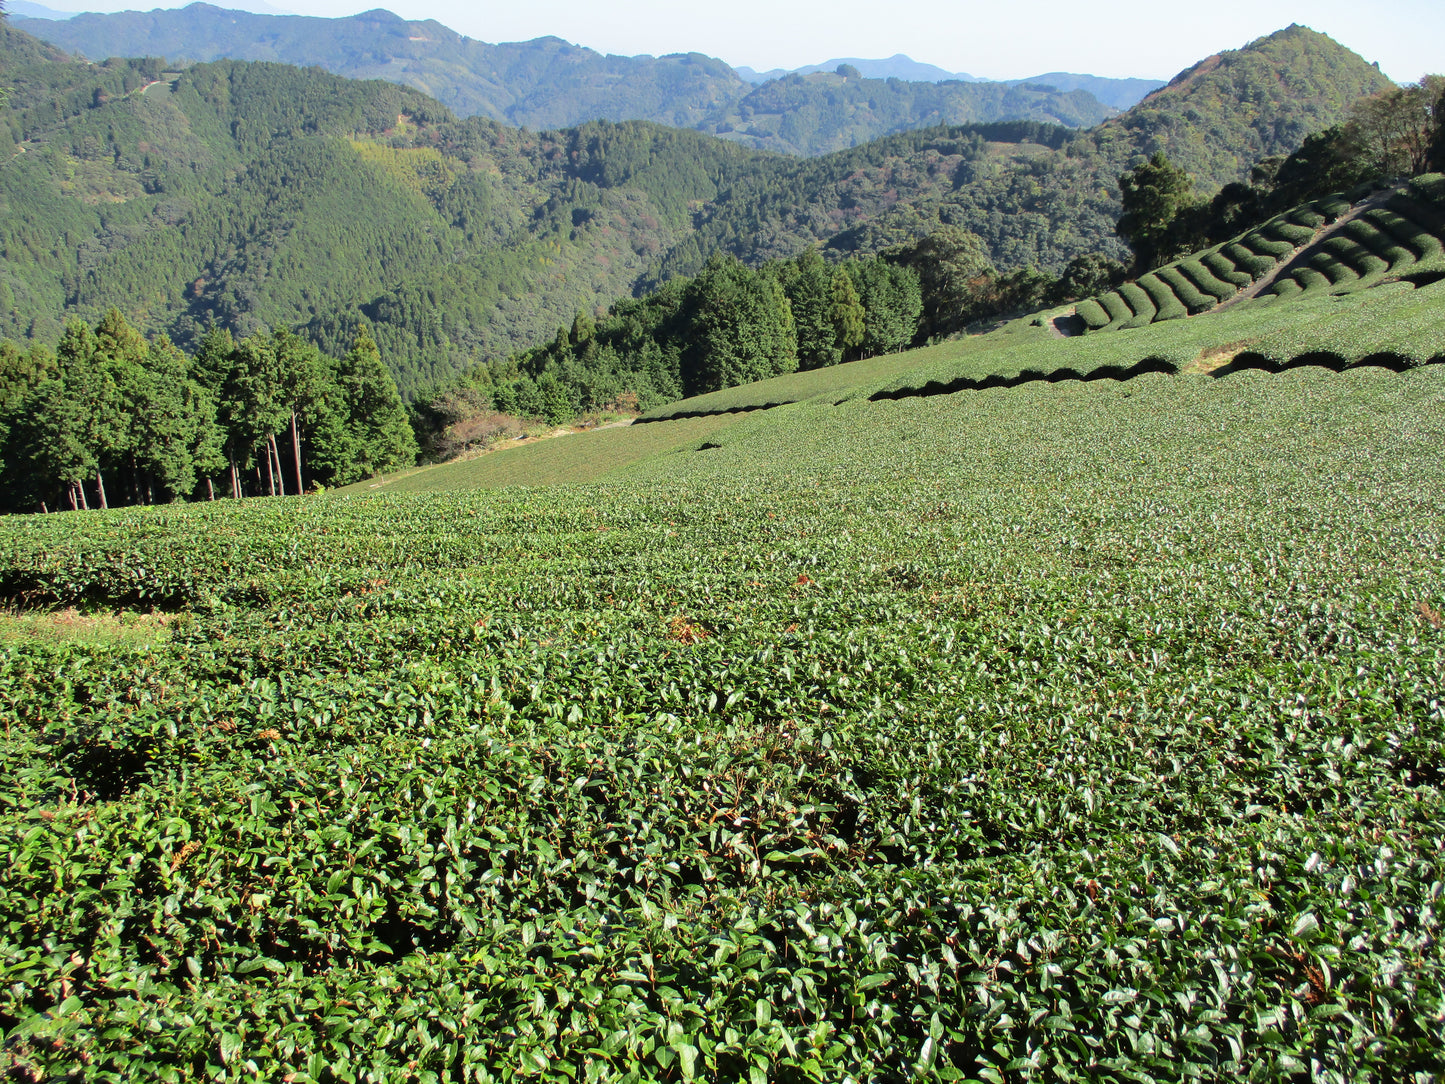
649,27,1394,282
734,57,1165,112
17,6,750,132
1005,73,1166,111
0,18,1397,398
15,4,1116,154
1096,24,1396,185
0,19,776,394
736,56,980,85
697,70,1112,156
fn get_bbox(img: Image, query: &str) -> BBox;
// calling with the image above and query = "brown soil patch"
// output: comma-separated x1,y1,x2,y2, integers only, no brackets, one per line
1182,341,1255,375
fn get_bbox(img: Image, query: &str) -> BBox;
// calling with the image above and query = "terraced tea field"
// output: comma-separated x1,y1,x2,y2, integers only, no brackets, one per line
1075,175,1445,334
3,342,1444,1081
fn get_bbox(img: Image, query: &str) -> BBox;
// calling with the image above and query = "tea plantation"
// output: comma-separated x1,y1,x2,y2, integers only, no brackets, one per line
3,318,1444,1082
1075,176,1445,334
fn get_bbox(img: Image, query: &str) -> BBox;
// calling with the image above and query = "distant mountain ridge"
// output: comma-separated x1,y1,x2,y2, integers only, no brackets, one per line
1004,73,1166,111
12,0,291,16
6,2,79,19
735,55,980,84
15,4,1124,153
735,56,1165,111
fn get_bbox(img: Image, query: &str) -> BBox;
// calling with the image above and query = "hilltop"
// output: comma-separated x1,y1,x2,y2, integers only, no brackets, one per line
661,27,1394,279
16,6,750,132
735,57,1164,112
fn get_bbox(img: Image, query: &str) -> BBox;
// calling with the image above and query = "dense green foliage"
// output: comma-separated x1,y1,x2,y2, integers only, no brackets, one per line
650,28,1390,286
1117,153,1197,272
0,309,415,512
2,348,1443,1080
601,265,1442,431
1078,175,1445,335
3,13,1443,1077
699,71,1111,156
1110,78,1445,272
0,25,774,396
421,250,924,442
1097,25,1394,187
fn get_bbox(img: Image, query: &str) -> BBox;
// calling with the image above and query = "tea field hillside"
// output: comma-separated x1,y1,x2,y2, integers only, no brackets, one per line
3,209,1444,1083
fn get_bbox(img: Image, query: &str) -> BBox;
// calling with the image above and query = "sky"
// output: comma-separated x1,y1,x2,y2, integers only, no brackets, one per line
24,0,1444,83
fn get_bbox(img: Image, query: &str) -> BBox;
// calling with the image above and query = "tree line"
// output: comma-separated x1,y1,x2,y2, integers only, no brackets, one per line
0,311,415,513
409,235,1125,459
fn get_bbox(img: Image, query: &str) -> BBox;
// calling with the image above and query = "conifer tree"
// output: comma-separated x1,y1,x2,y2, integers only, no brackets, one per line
1116,153,1197,272
846,260,923,357
39,319,127,509
127,336,223,502
775,251,840,370
682,255,797,395
336,325,417,478
829,271,866,363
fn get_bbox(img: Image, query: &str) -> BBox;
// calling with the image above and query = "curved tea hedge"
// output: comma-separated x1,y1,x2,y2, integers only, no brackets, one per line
1078,178,1445,333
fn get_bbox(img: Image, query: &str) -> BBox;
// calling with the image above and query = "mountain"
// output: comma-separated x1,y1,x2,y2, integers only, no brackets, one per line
1099,24,1393,184
14,5,752,131
0,19,1395,397
0,21,772,395
735,55,979,84
11,0,292,16
8,2,81,20
14,5,1116,154
698,70,1113,156
650,26,1394,281
1004,73,1165,111
734,57,1167,112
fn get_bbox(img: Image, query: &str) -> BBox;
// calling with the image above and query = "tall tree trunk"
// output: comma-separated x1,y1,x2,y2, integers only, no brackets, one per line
290,412,304,495
230,459,241,499
263,443,275,497
68,485,79,511
77,482,89,511
269,435,285,497
207,478,215,501
95,469,108,510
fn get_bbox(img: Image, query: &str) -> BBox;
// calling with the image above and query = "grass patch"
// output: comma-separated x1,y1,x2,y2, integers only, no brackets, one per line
0,605,182,647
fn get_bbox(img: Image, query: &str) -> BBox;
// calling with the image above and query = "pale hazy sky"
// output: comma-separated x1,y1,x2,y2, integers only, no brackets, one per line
31,0,1445,83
